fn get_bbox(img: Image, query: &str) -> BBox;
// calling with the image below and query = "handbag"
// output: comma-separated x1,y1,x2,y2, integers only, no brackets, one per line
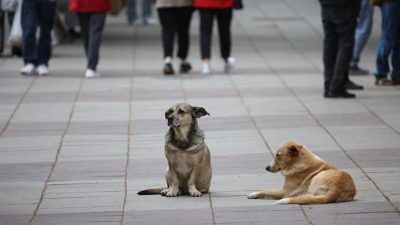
233,0,243,10
110,0,123,16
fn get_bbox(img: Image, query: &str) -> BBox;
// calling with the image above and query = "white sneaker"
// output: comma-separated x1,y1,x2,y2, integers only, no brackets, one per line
85,69,100,79
224,57,235,73
37,64,49,76
133,18,144,26
20,63,36,75
144,17,157,25
201,63,211,75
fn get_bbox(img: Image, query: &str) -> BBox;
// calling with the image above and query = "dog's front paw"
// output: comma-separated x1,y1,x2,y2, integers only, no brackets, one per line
161,188,169,196
189,190,201,197
165,189,181,197
247,192,259,199
273,198,290,205
188,186,202,197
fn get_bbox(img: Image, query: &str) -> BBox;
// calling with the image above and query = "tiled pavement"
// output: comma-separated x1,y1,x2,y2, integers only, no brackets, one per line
1,0,400,224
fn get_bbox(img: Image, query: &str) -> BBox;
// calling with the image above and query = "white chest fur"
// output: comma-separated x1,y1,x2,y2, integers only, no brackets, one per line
175,160,191,176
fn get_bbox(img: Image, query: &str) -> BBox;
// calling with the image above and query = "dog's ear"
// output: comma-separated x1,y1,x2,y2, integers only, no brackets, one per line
288,144,302,157
191,107,210,118
165,108,173,119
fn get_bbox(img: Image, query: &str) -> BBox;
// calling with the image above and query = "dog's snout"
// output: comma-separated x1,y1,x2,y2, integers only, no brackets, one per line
265,165,271,171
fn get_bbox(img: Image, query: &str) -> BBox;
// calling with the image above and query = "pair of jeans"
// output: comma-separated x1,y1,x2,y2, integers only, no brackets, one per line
199,8,232,60
158,7,193,60
350,0,374,68
375,0,400,80
321,4,359,92
78,13,107,71
127,0,152,23
21,0,56,66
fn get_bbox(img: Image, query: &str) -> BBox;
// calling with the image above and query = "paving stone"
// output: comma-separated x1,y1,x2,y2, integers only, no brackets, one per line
213,206,309,225
32,212,122,225
12,103,73,122
38,180,124,214
67,121,128,135
0,181,44,215
0,136,60,163
2,121,67,137
123,208,213,225
328,125,400,150
0,215,31,225
261,127,340,152
50,159,126,181
303,202,400,225
0,162,52,182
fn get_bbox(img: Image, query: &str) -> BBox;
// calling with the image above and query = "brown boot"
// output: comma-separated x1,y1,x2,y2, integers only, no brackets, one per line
375,77,392,86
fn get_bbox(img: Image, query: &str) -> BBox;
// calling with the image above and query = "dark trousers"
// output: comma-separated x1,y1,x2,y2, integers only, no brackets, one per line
78,13,107,71
21,0,56,66
199,8,232,60
157,7,193,60
321,4,359,92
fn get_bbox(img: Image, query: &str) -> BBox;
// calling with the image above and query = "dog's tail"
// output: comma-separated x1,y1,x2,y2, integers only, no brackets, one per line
137,188,165,195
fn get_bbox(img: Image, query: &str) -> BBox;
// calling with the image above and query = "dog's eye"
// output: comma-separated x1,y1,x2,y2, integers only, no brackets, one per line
178,109,185,114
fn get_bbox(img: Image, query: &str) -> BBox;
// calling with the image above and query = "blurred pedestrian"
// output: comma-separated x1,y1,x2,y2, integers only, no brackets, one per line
69,0,110,78
20,0,57,76
194,0,235,75
156,0,193,75
349,0,374,75
372,0,400,86
127,0,156,26
319,0,363,98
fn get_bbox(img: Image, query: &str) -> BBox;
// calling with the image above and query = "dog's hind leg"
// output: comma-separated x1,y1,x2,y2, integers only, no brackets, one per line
274,193,334,205
248,189,284,199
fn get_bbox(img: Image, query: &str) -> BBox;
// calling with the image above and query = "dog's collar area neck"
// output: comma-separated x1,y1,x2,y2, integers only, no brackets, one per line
166,129,205,151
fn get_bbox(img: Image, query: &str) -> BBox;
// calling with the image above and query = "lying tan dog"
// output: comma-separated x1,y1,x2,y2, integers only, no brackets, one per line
248,141,356,204
138,103,212,197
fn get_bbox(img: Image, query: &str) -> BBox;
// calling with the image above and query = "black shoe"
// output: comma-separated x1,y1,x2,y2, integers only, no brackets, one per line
324,90,356,98
180,62,192,73
345,80,364,90
391,77,400,86
349,66,369,75
163,63,175,75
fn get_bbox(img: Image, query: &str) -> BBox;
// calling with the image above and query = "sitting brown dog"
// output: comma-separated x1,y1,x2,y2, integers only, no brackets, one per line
248,141,356,204
138,103,212,197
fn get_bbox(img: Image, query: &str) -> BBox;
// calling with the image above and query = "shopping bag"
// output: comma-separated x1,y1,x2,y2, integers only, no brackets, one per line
7,0,22,46
110,0,123,15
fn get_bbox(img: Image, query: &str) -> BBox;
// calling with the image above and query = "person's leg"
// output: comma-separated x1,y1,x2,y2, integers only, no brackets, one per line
350,0,373,69
177,7,193,61
330,6,358,92
199,9,214,60
127,0,137,24
158,7,176,74
177,7,194,73
390,2,400,83
77,13,90,57
37,0,56,66
158,8,176,59
321,6,339,93
216,8,232,60
87,13,107,71
142,0,152,19
21,0,38,65
375,3,398,78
